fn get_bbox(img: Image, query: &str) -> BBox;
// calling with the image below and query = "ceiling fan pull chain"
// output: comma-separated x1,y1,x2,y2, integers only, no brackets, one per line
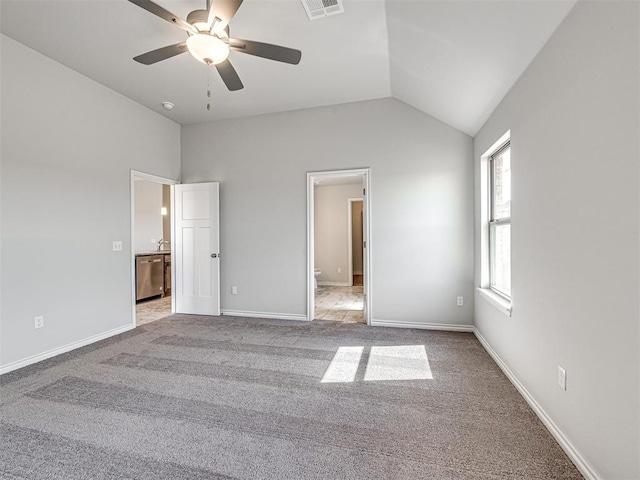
206,65,212,111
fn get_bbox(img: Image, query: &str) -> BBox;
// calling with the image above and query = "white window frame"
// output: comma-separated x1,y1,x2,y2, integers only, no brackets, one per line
478,131,512,316
488,141,511,298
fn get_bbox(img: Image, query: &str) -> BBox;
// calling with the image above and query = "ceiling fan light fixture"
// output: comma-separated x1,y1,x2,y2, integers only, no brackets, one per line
186,34,229,65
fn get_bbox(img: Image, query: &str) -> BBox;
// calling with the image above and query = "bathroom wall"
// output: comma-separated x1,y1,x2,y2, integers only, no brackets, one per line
314,183,363,285
134,180,163,253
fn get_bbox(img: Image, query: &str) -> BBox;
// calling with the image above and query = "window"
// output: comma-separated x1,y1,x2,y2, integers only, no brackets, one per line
488,142,511,298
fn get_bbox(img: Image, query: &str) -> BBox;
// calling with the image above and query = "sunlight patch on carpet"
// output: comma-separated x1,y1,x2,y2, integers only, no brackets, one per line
321,345,432,383
364,345,432,381
320,346,364,383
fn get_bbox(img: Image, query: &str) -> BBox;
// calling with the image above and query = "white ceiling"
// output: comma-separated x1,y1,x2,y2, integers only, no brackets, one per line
0,0,576,136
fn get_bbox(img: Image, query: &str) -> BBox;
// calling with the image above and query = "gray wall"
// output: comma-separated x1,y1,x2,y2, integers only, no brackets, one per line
134,180,163,253
181,98,474,326
0,35,181,368
314,183,363,285
473,2,639,478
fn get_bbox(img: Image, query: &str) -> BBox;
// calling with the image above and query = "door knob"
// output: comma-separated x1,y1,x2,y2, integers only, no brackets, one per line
211,253,219,258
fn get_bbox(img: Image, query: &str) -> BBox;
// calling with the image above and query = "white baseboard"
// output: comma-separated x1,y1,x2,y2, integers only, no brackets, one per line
317,281,351,287
473,328,601,480
221,310,309,322
371,319,474,332
0,323,135,375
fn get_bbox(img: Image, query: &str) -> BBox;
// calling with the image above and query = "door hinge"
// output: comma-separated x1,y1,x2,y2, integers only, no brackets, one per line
363,241,366,248
363,188,366,195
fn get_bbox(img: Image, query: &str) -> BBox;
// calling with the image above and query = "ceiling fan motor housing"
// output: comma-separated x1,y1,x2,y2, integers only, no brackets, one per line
186,10,230,38
186,10,210,31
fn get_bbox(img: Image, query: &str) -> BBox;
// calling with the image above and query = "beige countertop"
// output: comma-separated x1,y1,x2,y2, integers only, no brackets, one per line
135,251,171,257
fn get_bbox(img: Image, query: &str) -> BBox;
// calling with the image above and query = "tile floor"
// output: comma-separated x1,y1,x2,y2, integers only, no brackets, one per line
136,295,172,326
136,284,365,326
314,280,365,323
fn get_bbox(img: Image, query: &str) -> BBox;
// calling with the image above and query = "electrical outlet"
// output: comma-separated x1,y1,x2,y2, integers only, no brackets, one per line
34,316,44,329
112,241,123,252
337,267,342,274
150,238,157,244
231,286,238,295
558,366,567,391
456,296,464,306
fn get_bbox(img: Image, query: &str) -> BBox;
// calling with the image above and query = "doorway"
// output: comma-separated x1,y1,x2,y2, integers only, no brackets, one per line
130,171,177,326
307,169,371,324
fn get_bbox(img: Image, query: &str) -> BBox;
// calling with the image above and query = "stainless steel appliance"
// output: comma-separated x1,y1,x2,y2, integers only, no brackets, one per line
136,255,164,301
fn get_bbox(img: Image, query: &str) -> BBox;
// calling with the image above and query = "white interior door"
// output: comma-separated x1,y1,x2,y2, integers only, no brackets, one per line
174,182,220,315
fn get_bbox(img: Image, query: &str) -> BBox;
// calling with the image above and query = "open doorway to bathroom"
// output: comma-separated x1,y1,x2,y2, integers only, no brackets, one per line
307,169,371,324
130,171,177,327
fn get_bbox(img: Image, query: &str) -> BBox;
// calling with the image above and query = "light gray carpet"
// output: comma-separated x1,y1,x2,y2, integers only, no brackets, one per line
0,315,583,479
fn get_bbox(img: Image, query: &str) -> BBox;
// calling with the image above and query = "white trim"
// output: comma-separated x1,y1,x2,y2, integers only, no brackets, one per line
0,324,135,375
477,287,512,317
479,130,510,291
130,170,179,185
474,328,601,480
221,310,309,322
317,281,352,287
362,172,372,325
347,198,353,286
307,173,314,322
307,168,372,325
371,319,474,332
130,170,178,327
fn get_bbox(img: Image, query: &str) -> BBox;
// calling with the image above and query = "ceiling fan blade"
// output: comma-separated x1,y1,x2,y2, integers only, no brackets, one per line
133,43,188,65
128,0,197,34
229,39,302,65
215,59,244,91
207,0,243,32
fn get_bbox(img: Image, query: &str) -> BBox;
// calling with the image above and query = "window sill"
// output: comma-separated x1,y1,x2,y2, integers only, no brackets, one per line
477,288,512,317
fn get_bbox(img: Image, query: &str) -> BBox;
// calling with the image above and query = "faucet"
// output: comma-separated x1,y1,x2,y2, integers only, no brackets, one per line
157,238,171,251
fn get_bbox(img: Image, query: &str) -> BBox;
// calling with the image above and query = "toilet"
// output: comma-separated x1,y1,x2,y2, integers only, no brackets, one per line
314,268,321,289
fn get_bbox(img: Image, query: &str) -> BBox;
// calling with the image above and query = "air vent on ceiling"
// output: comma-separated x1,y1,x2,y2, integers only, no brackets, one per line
300,0,344,20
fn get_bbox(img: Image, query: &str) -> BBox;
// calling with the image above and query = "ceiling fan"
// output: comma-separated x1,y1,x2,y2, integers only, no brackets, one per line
128,0,302,91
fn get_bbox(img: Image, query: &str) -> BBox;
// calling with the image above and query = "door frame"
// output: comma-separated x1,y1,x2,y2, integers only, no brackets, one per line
307,168,372,324
130,170,178,327
347,198,364,286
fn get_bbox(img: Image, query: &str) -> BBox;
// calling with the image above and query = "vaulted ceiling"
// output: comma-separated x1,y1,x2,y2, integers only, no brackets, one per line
0,0,576,136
